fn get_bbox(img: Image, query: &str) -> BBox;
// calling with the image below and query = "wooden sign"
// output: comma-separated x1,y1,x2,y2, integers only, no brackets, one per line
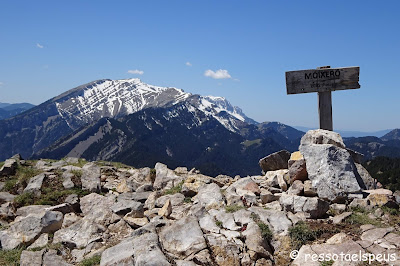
285,66,360,131
286,66,360,94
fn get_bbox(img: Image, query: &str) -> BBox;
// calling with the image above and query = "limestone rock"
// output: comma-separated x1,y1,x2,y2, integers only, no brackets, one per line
80,193,118,226
303,180,317,197
264,169,289,191
205,233,241,265
158,199,172,217
288,151,304,167
300,129,345,148
20,250,45,266
287,180,304,196
331,211,352,224
0,192,17,204
279,194,329,219
300,144,362,202
259,150,291,172
81,163,101,192
249,206,292,235
43,249,73,266
0,210,63,250
0,159,18,176
153,162,184,190
193,183,225,210
355,163,376,190
288,159,308,184
199,213,220,234
23,173,46,195
260,189,279,204
155,193,185,207
159,216,207,259
111,200,143,216
242,221,273,258
53,218,105,249
62,171,75,189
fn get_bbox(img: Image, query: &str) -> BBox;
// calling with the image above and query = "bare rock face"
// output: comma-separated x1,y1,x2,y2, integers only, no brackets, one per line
355,163,376,190
153,162,184,190
300,144,363,202
259,150,291,173
0,158,18,176
159,216,207,259
288,159,308,184
193,183,225,210
279,194,329,219
81,163,101,192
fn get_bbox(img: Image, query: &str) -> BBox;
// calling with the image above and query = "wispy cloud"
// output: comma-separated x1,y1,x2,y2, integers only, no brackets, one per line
204,69,232,79
186,62,192,67
127,69,144,75
36,43,44,49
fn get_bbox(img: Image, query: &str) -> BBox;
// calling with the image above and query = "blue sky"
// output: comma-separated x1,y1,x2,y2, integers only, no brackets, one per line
0,0,399,131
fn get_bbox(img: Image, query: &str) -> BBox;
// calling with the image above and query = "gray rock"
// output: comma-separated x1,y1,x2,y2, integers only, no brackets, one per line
155,193,185,207
394,190,400,204
249,206,292,235
0,210,63,250
20,250,45,266
131,232,170,266
28,233,48,249
0,202,15,220
242,221,273,258
62,171,75,189
111,200,143,216
332,211,352,224
279,194,329,219
205,233,241,265
53,218,105,249
159,216,207,259
80,193,118,226
300,144,363,202
260,189,279,204
346,148,364,164
300,129,345,148
355,163,376,190
259,150,291,173
193,183,225,210
118,191,152,203
81,163,101,192
153,163,184,190
0,192,17,204
287,180,304,196
15,205,50,217
43,249,73,266
100,238,134,265
210,209,240,231
360,227,394,242
0,159,18,176
44,203,74,214
62,213,81,228
303,180,317,197
199,213,220,233
349,198,370,209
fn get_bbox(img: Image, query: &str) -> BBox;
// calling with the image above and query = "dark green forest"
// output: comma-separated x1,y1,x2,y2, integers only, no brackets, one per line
364,156,400,191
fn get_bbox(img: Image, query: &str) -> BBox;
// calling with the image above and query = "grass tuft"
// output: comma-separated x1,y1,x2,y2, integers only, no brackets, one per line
0,248,24,266
79,255,101,266
164,181,184,195
225,204,245,213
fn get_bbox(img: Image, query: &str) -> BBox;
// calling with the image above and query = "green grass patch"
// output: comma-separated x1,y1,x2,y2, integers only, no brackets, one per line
289,222,317,250
0,248,24,266
381,206,399,216
345,212,381,226
164,181,184,195
14,192,34,208
250,213,273,242
242,139,262,148
71,169,83,178
320,260,334,266
79,255,101,266
216,220,223,228
3,179,18,192
69,158,87,168
225,204,245,213
184,197,192,203
0,161,4,168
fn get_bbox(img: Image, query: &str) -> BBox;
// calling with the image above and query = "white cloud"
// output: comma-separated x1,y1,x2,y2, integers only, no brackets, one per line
186,62,192,67
204,69,232,79
36,43,44,49
127,69,144,75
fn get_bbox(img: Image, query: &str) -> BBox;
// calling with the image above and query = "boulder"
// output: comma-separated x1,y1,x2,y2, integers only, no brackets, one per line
260,189,279,204
193,183,225,210
155,193,185,207
279,194,329,219
23,173,46,195
158,199,172,217
0,159,18,176
205,233,241,265
28,233,48,249
20,250,45,266
81,163,101,192
111,200,143,216
288,151,304,167
0,192,17,204
259,150,291,173
288,159,308,184
62,171,75,189
300,129,345,148
43,249,73,265
153,163,184,190
355,163,376,190
331,211,352,224
300,144,363,202
53,218,105,249
249,207,292,235
287,180,304,196
303,180,317,197
264,169,288,191
242,221,273,259
80,193,118,225
0,210,63,250
159,216,207,259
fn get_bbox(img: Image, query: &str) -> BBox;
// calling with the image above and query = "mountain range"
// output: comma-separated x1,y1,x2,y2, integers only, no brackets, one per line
0,102,35,120
0,78,399,176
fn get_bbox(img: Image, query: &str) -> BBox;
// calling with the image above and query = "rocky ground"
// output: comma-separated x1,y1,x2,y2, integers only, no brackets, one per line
0,129,399,266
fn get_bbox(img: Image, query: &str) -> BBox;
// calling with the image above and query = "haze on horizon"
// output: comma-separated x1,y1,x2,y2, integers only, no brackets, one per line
0,0,399,132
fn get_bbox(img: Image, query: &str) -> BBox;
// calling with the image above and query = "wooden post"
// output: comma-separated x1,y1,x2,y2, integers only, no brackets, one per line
317,66,333,131
318,91,333,131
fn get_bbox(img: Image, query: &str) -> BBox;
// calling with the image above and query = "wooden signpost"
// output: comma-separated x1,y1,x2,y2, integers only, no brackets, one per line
285,66,360,131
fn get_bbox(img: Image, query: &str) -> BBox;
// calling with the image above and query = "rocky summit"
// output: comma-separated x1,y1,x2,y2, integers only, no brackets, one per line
0,130,399,266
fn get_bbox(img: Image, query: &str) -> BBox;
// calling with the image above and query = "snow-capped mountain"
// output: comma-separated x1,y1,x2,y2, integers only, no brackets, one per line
54,78,255,132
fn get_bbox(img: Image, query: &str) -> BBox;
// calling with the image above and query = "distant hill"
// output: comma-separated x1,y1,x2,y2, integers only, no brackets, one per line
0,102,35,120
381,129,400,141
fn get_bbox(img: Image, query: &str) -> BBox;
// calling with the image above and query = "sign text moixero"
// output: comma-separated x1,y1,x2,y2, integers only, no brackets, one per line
285,66,360,131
